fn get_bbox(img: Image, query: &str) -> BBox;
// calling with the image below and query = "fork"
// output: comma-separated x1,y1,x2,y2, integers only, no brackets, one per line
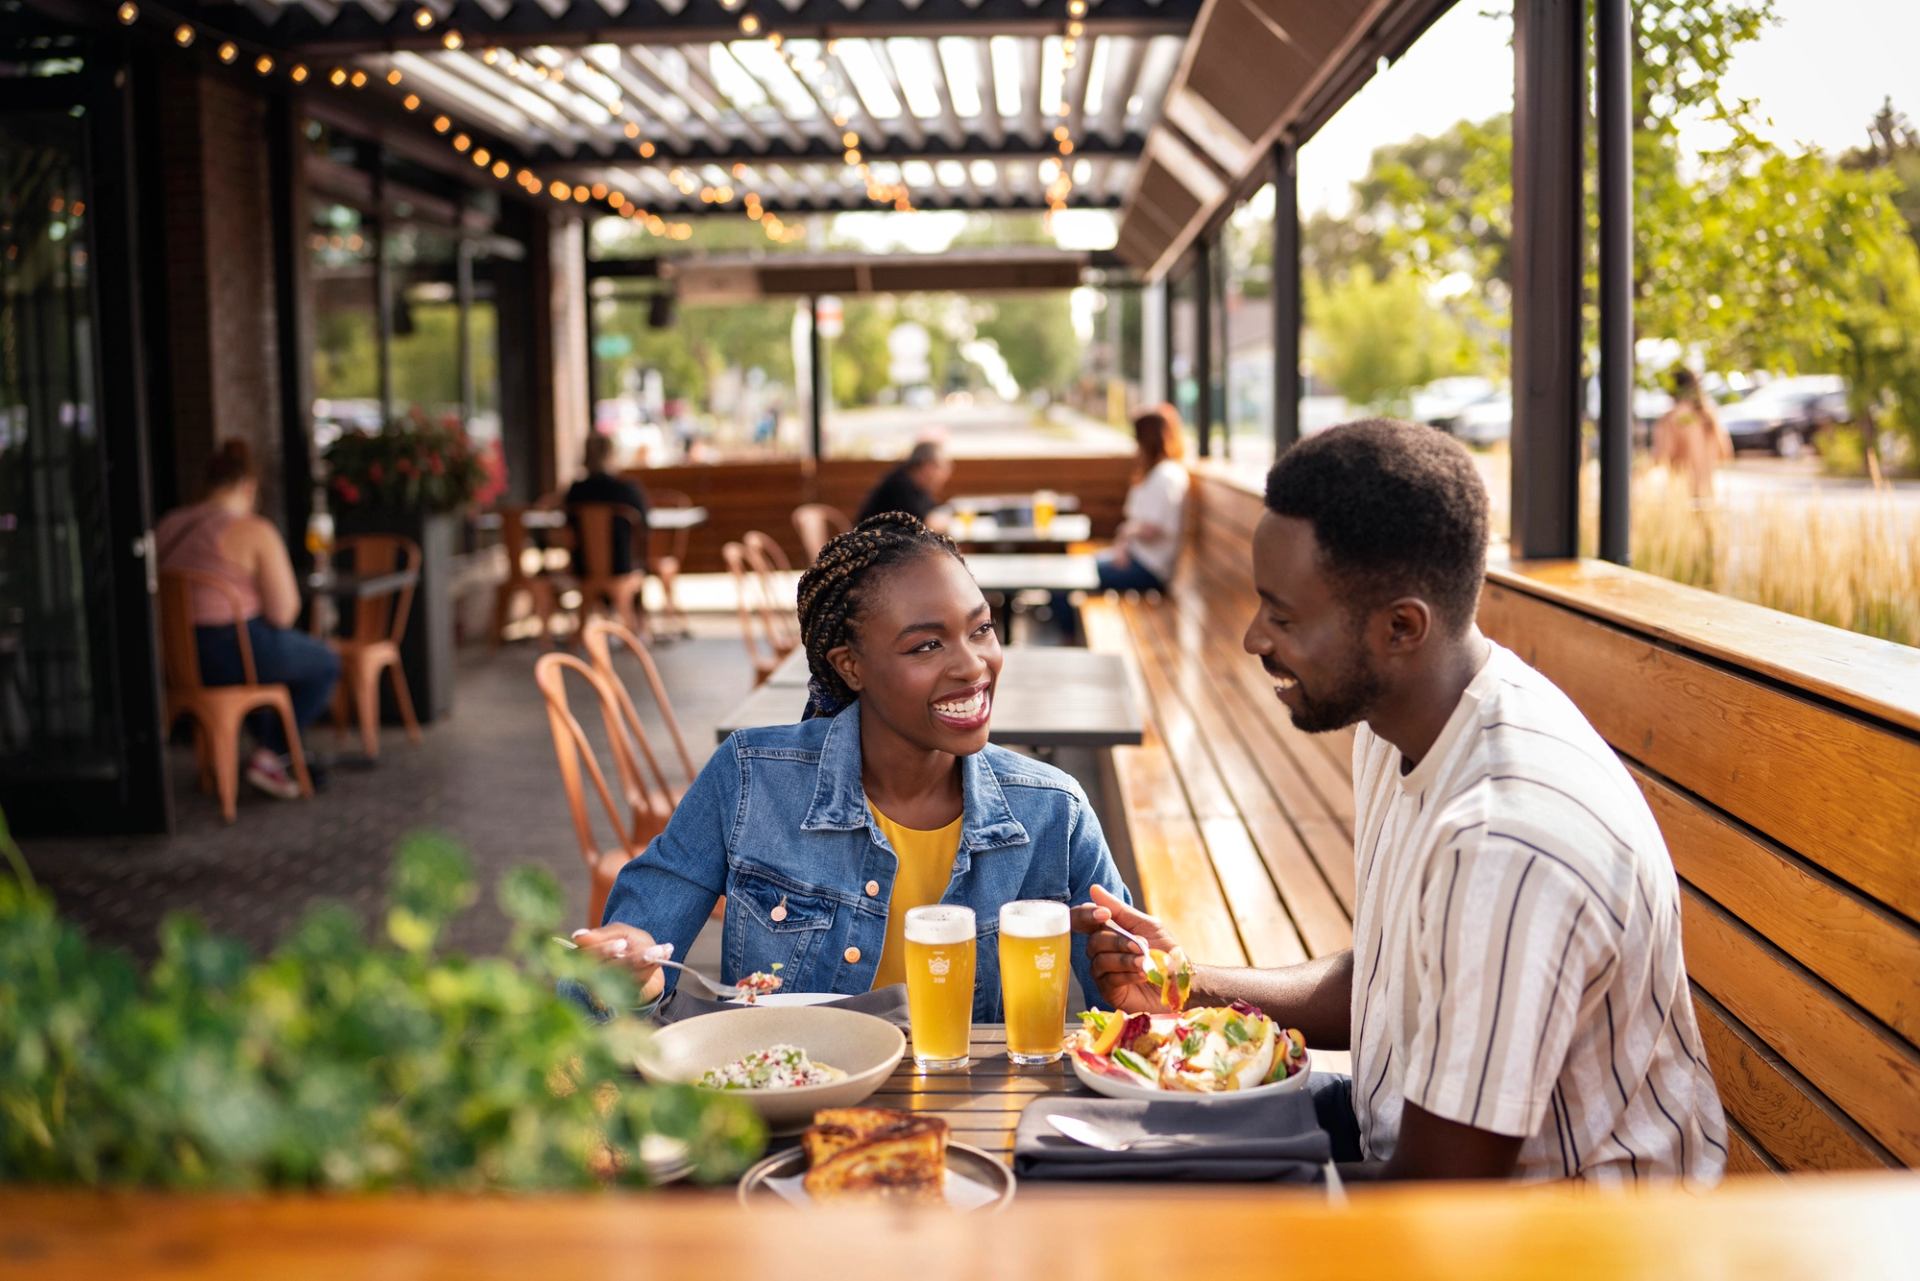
550,936,745,1001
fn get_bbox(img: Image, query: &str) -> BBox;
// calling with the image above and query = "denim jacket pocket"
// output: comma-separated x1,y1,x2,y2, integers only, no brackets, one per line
724,868,838,985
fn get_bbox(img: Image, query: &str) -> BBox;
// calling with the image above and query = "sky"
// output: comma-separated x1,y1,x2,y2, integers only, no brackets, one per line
1297,0,1920,215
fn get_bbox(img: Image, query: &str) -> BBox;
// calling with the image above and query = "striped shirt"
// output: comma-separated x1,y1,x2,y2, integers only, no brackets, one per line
1348,641,1727,1183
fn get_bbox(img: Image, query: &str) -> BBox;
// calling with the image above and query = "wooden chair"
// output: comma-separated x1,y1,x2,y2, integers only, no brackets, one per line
534,651,652,928
722,540,782,685
582,615,696,821
323,535,424,760
792,503,851,564
489,505,561,648
568,501,649,638
158,571,316,823
645,487,695,640
740,531,800,658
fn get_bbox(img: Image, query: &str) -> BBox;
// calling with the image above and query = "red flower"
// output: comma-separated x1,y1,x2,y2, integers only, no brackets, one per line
333,478,361,504
429,455,444,474
398,458,415,475
368,462,384,483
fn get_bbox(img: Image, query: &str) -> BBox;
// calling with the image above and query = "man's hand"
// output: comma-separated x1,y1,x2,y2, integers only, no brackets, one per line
1077,885,1179,1013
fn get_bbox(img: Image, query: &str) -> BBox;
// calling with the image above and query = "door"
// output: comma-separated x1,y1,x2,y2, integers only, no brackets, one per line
0,48,169,833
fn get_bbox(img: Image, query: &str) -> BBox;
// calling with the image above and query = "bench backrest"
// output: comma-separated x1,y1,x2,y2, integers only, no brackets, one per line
1190,467,1920,1175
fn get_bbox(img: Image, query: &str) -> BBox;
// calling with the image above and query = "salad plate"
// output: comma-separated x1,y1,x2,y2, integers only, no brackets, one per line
1069,1004,1311,1102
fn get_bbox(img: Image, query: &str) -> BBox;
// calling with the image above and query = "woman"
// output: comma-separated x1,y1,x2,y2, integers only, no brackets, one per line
1097,406,1190,593
574,513,1131,1020
155,440,341,799
1652,369,1732,500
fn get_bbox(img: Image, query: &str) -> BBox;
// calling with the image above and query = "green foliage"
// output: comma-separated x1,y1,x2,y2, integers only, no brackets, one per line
0,828,765,1191
324,415,492,514
1306,265,1475,410
972,293,1082,397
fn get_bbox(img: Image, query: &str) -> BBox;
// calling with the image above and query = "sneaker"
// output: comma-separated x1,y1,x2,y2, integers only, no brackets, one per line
244,750,303,801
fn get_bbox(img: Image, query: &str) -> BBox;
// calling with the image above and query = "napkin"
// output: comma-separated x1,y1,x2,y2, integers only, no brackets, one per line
652,983,912,1027
1012,1092,1329,1183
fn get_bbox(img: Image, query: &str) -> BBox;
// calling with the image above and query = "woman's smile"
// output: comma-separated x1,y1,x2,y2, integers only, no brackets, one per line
932,680,993,731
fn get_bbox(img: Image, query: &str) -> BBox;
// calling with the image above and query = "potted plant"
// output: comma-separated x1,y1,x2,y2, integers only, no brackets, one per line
323,413,491,722
0,818,766,1191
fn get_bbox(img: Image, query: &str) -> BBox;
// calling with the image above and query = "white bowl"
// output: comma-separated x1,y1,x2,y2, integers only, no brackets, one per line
635,1006,906,1131
1068,1025,1312,1103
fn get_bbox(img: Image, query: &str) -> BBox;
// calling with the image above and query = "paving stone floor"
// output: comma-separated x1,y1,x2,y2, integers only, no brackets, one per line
20,616,763,963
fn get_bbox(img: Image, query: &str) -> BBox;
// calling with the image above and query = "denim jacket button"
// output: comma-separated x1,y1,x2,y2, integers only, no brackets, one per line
770,900,788,923
864,880,880,897
843,946,861,964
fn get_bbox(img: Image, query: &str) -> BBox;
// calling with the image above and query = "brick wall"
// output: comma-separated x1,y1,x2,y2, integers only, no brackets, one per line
154,64,284,519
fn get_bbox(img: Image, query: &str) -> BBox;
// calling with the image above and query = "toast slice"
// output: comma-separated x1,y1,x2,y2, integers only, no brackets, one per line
801,1116,949,1204
811,1107,911,1141
800,1124,862,1168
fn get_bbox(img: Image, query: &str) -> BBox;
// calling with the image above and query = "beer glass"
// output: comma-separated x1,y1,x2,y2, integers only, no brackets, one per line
905,905,976,1070
999,900,1072,1064
1032,489,1058,536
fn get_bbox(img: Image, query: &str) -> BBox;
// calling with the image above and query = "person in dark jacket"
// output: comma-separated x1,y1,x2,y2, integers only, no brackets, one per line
857,441,951,528
564,433,651,576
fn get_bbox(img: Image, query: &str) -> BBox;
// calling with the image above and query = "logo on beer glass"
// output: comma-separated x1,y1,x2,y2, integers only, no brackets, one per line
928,954,951,980
1034,947,1057,973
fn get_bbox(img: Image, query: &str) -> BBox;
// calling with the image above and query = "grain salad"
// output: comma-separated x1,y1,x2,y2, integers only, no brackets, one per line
698,1044,845,1090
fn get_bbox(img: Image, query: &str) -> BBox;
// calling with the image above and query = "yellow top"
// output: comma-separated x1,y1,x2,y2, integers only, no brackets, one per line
868,803,964,990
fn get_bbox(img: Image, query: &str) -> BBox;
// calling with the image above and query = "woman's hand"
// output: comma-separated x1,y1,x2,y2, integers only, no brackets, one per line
1075,884,1179,1014
570,924,673,1003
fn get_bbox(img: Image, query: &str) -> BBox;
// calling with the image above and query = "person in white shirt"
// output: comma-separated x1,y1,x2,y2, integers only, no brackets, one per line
1097,406,1189,593
1082,419,1726,1183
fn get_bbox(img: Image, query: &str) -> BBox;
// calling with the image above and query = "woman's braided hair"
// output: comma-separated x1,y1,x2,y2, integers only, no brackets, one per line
795,511,964,718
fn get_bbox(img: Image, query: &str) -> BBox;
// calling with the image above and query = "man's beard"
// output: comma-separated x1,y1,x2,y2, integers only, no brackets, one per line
1271,644,1385,734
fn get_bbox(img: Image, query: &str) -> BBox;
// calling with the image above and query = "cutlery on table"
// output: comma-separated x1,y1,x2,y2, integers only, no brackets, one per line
550,936,744,1001
1046,1114,1197,1153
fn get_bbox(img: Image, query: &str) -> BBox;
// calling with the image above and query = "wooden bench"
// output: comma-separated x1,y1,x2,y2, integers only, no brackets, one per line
1090,467,1920,1178
1478,558,1920,1175
1078,469,1357,973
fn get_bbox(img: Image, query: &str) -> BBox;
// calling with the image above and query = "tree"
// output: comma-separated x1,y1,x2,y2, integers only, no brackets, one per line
972,292,1081,397
1305,265,1474,411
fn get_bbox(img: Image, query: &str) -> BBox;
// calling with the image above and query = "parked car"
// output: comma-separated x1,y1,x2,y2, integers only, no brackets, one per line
1410,376,1500,433
1718,375,1849,458
1452,396,1512,446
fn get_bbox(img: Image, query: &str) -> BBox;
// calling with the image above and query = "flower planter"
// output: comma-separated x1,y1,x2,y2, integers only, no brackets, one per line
336,506,460,724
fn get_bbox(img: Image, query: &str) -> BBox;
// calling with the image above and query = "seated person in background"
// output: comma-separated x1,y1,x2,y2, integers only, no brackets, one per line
1086,420,1726,1183
573,513,1133,1018
857,441,951,530
156,439,340,800
564,432,651,577
1096,406,1189,593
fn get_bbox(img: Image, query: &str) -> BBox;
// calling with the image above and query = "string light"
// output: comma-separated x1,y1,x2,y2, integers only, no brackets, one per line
290,63,309,83
472,147,491,166
254,54,274,75
452,132,471,152
172,23,194,47
116,3,137,24
412,6,434,29
403,93,421,111
217,41,238,63
386,69,403,86
328,68,348,87
433,115,451,133
492,159,510,179
442,30,463,51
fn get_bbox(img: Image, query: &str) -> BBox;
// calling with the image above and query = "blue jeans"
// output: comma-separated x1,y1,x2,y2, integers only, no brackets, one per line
1310,1072,1366,1163
1095,552,1167,594
194,619,341,755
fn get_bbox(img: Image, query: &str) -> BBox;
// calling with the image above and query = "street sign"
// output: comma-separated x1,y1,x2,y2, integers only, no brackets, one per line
815,294,844,339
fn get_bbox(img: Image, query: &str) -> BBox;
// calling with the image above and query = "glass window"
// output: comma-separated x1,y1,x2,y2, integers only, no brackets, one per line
308,201,381,451
385,222,461,426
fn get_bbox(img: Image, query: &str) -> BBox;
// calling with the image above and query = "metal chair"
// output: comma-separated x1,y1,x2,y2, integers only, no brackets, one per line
582,614,696,819
324,534,424,760
791,503,851,564
489,504,561,647
646,487,696,639
568,501,649,638
740,531,800,658
722,540,783,685
157,570,315,823
533,651,654,928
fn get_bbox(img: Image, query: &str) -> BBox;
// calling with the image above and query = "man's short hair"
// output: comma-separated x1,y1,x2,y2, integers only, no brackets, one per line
1263,419,1489,633
583,432,615,472
905,441,945,469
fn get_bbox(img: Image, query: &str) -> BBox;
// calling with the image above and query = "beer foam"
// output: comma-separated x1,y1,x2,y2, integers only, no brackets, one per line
999,900,1070,938
905,904,976,945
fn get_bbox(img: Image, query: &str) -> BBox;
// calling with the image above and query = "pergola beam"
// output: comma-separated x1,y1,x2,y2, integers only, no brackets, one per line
624,191,1122,217
531,128,1150,172
185,0,1204,56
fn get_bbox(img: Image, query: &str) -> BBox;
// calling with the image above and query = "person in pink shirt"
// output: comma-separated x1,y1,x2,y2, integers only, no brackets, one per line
155,440,339,800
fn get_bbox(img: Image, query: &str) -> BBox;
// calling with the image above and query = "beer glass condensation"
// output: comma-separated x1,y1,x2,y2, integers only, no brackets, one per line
999,900,1072,1064
905,905,976,1070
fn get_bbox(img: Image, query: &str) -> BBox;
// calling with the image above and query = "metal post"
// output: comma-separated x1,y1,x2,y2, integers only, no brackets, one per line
1141,279,1167,404
1272,137,1302,456
371,149,394,425
1215,230,1231,460
1195,239,1213,458
1159,278,1174,410
1597,0,1634,565
456,238,476,428
808,294,825,460
1509,0,1584,559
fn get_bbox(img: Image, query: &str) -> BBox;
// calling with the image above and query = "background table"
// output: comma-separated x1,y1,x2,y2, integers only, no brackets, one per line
716,648,1142,749
485,506,708,532
953,513,1094,548
965,553,1100,595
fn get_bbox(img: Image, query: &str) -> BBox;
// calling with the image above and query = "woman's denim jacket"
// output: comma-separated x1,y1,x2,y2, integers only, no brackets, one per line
599,700,1131,1022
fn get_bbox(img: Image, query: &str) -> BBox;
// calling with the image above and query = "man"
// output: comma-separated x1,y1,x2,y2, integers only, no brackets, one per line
857,440,951,528
1087,420,1726,1183
565,432,651,578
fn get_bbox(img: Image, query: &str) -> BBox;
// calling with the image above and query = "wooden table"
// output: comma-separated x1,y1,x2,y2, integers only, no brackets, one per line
953,513,1095,549
8,1173,1917,1279
965,552,1101,643
716,648,1143,749
485,506,708,532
